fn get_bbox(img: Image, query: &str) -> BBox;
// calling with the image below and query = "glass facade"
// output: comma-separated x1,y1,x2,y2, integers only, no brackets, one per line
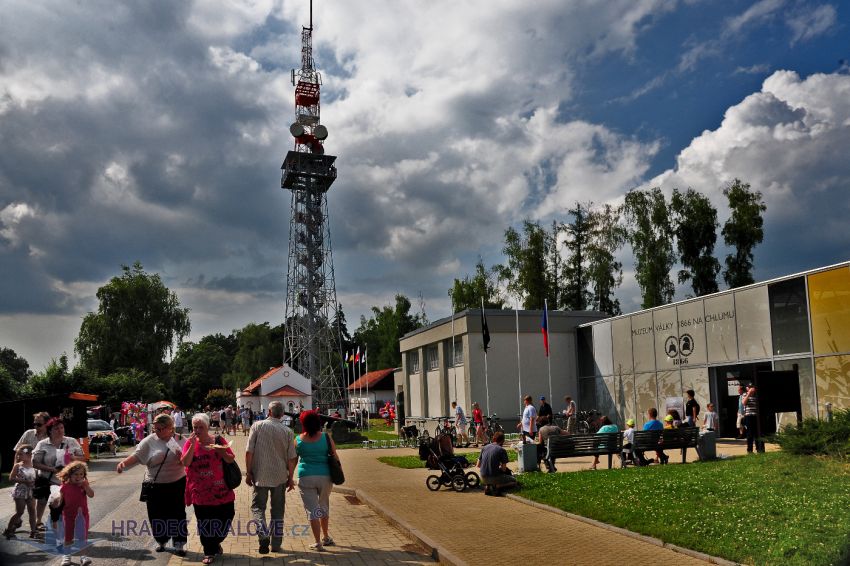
735,286,772,360
574,262,850,425
809,267,850,355
704,293,737,363
768,277,810,356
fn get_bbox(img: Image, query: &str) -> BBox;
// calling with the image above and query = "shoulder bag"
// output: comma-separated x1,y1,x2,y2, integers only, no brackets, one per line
326,433,345,485
217,436,242,490
140,448,168,502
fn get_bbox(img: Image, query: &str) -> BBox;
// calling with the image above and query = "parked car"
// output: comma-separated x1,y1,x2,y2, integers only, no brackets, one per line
87,419,118,456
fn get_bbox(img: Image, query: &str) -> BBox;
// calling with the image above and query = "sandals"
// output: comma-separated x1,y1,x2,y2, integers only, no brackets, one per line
322,536,335,546
202,556,214,565
308,542,324,551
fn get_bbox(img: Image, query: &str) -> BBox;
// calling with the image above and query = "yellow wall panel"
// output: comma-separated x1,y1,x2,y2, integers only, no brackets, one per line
815,355,850,414
809,267,850,355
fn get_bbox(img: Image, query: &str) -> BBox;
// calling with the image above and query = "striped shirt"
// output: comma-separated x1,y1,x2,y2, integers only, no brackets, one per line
246,417,297,487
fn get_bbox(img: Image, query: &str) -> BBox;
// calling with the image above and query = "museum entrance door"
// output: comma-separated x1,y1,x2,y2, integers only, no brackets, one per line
713,362,771,437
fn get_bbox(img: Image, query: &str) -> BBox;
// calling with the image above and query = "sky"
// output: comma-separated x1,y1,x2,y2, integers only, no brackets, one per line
2,0,849,372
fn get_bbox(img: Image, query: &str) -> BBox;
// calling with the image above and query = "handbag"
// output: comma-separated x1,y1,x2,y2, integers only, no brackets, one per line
217,436,242,490
326,433,345,485
140,448,169,502
33,475,52,500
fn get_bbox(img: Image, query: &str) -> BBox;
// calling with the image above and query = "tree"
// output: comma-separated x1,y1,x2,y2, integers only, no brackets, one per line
497,221,556,309
586,203,626,315
204,388,235,409
561,204,593,311
623,188,676,309
90,369,165,408
671,188,721,297
0,347,32,398
722,179,766,289
75,262,191,378
25,355,89,397
353,295,424,370
221,322,281,392
449,258,506,312
168,340,231,408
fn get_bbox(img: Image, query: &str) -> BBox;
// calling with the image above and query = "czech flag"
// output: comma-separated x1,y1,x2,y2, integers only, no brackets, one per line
541,301,550,357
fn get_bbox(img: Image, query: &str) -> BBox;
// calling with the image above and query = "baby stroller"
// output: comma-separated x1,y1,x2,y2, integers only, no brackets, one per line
419,434,480,492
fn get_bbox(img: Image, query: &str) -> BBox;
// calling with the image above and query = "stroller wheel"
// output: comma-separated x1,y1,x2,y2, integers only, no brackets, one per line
451,475,467,492
426,475,442,491
464,471,481,489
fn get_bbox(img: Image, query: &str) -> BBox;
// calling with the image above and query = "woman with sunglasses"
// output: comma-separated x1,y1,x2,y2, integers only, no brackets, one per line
32,417,84,532
116,413,188,556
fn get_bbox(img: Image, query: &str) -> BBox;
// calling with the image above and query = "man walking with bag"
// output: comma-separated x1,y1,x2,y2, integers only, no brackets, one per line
245,401,297,554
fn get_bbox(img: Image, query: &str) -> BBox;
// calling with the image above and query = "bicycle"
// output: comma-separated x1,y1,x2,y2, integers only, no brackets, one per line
433,417,457,444
576,409,601,434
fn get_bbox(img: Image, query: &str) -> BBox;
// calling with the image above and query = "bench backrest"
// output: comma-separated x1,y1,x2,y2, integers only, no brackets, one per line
632,427,699,449
547,432,623,457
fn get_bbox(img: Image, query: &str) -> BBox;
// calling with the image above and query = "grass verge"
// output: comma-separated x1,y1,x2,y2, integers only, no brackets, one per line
517,452,850,566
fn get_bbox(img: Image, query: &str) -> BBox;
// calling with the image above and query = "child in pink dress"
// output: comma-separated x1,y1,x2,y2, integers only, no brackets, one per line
55,461,94,566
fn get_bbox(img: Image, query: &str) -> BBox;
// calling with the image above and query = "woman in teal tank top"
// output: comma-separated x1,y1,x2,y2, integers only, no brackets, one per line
296,411,336,551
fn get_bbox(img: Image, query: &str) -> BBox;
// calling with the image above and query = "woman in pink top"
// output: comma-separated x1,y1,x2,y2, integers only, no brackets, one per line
181,413,236,565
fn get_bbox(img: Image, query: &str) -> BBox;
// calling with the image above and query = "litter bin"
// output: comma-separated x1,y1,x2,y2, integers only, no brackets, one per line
516,442,539,473
698,430,716,460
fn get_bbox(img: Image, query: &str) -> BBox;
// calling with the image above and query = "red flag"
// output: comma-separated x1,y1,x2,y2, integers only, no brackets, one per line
355,346,361,363
541,302,550,357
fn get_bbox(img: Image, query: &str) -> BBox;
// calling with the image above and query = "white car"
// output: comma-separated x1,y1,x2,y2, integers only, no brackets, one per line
87,419,118,455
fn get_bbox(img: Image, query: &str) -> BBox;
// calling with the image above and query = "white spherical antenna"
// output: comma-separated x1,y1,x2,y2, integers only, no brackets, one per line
313,125,328,140
290,123,305,137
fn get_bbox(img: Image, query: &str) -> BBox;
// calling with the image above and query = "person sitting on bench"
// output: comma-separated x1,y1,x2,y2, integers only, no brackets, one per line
477,431,517,496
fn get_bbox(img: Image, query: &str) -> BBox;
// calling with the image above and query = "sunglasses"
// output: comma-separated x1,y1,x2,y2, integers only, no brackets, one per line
34,422,45,426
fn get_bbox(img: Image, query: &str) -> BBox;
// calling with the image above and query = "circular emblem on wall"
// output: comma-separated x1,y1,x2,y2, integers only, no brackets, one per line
679,334,694,357
664,336,678,358
284,371,290,377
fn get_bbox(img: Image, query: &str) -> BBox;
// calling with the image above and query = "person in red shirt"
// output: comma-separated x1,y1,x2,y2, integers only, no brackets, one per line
471,402,485,446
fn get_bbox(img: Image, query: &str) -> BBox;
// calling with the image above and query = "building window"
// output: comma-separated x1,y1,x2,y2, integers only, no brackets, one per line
769,277,811,355
452,337,464,366
427,345,439,370
409,351,419,373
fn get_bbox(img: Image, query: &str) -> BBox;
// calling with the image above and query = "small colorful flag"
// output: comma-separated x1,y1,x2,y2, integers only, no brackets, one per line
355,346,361,363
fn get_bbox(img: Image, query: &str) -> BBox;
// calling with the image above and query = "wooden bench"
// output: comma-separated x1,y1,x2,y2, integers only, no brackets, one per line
546,432,624,469
632,427,700,464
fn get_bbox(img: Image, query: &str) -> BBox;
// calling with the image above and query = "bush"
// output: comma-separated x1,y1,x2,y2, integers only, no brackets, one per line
774,408,850,458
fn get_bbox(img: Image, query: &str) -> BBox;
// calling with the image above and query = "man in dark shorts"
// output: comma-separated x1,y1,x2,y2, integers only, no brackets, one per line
476,431,517,496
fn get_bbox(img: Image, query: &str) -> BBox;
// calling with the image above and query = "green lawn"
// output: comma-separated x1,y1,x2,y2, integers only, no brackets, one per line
336,422,400,450
517,452,850,566
378,450,518,469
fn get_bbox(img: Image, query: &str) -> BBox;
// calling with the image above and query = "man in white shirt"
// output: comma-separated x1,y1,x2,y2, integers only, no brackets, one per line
173,408,186,435
517,395,538,443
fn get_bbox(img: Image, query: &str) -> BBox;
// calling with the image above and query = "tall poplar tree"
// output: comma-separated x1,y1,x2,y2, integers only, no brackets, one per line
449,258,506,312
671,188,721,297
561,204,593,311
623,188,676,309
722,179,766,288
587,203,626,315
497,221,555,310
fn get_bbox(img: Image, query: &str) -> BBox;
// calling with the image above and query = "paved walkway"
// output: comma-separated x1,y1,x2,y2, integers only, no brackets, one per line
168,433,435,566
337,438,763,566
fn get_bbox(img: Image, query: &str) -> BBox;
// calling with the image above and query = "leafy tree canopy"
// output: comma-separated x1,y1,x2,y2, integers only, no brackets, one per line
497,221,556,310
449,258,506,312
624,188,676,309
671,188,721,297
75,262,191,377
168,340,231,408
0,347,32,398
722,179,766,289
353,295,424,371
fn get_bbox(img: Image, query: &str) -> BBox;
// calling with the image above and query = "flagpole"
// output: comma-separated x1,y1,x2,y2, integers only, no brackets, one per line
515,303,522,416
450,310,456,406
545,299,553,402
365,347,370,431
344,352,349,414
481,297,491,417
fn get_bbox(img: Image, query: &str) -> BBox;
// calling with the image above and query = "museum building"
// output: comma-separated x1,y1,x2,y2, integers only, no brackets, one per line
396,261,850,437
577,261,850,436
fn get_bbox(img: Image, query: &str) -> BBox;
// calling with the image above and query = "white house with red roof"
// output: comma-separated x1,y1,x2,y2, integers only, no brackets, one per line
347,368,397,414
236,364,312,414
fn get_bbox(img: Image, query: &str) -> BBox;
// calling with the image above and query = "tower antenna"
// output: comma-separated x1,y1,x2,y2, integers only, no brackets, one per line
281,0,344,411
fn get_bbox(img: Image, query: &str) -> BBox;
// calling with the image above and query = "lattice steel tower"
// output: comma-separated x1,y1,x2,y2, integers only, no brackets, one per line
282,5,343,409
